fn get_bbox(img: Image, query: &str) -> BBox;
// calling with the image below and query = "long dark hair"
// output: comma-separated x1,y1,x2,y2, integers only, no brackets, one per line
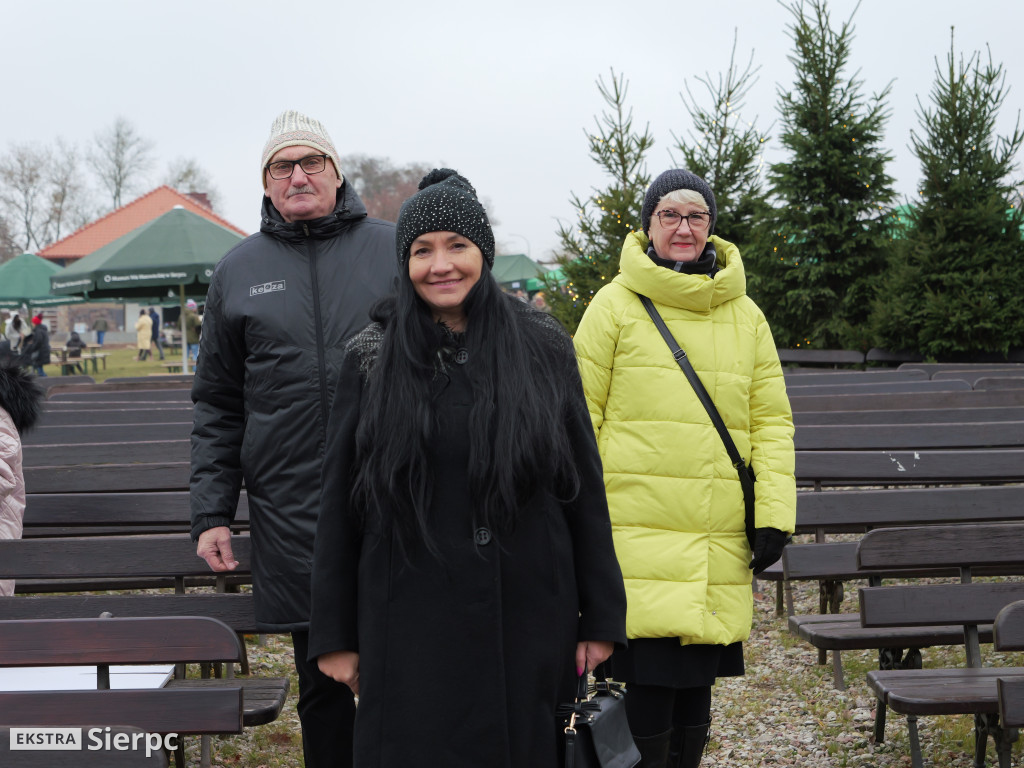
351,266,582,550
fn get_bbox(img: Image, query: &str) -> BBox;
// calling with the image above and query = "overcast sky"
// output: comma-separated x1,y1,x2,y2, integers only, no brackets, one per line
3,0,1021,265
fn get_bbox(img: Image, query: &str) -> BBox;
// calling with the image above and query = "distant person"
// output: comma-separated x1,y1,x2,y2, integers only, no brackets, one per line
184,300,202,363
65,331,87,375
531,291,549,312
134,309,152,362
0,364,43,596
91,316,109,346
149,308,165,361
189,109,398,768
20,317,50,378
4,316,23,353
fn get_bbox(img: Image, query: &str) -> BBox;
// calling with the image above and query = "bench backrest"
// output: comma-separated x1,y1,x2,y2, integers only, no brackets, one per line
856,523,1024,571
796,449,1024,486
21,492,248,537
784,369,928,385
796,486,1024,533
794,406,1024,425
789,388,1024,412
794,421,1024,450
0,534,251,581
995,601,1024,728
0,689,243,735
0,616,242,666
785,379,971,397
777,349,865,365
0,594,258,633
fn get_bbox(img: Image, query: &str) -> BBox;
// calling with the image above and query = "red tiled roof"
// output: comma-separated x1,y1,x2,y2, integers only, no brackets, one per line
37,186,249,262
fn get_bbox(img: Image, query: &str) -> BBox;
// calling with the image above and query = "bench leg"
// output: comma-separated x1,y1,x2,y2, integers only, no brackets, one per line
174,739,186,768
201,735,212,768
874,697,886,744
907,715,924,768
831,650,846,690
775,580,784,617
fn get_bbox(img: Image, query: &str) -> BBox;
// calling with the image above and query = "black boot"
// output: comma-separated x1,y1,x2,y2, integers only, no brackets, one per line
634,728,672,767
671,721,711,768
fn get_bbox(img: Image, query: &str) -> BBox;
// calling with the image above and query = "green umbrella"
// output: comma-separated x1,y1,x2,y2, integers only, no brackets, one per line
0,252,86,311
50,207,244,372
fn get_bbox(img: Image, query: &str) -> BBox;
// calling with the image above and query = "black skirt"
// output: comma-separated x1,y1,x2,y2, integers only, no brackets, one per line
600,638,744,689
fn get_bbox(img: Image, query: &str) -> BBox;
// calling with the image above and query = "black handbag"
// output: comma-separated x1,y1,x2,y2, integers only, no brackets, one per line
637,293,758,547
558,673,640,768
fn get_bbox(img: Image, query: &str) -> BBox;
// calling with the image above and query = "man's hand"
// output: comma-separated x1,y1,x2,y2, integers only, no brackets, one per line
318,650,360,695
196,526,238,572
575,640,615,676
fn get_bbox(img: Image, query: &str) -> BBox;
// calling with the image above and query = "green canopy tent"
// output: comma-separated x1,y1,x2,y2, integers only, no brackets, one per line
0,252,86,313
526,265,565,293
50,207,244,372
492,253,542,291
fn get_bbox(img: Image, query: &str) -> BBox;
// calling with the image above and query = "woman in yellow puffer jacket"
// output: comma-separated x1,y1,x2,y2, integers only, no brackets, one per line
574,169,796,768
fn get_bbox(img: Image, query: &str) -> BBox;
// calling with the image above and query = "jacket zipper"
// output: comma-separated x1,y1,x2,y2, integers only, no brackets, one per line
304,223,331,437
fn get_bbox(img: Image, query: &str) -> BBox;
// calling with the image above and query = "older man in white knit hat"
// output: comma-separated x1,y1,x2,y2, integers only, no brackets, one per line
190,111,397,768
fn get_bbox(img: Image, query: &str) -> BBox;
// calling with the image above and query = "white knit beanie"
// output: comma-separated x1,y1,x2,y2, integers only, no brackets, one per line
261,110,342,189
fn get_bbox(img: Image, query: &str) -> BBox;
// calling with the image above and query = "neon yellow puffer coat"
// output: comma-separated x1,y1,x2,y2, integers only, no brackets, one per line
574,232,796,646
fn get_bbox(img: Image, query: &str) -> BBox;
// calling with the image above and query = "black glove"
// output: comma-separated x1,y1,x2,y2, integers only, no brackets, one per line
749,527,791,576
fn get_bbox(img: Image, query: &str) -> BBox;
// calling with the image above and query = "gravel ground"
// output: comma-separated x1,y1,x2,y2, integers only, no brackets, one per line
199,576,1024,767
710,577,1024,767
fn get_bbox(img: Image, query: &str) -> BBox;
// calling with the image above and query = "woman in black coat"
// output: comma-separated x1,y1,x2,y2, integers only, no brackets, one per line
309,169,627,768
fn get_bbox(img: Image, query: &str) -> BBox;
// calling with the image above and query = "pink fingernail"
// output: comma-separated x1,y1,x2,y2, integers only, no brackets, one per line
577,666,584,676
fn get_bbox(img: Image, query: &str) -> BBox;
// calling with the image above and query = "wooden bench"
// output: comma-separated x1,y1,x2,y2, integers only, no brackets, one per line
995,601,1024,730
0,616,245,768
795,405,1024,426
899,362,1024,379
783,369,928,385
21,491,248,540
789,387,1024,413
0,726,169,767
776,348,865,367
858,524,1024,768
0,536,289,768
776,486,1024,687
785,379,972,397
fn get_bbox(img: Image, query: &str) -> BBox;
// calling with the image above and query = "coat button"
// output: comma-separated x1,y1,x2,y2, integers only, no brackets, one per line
454,348,469,364
474,527,492,546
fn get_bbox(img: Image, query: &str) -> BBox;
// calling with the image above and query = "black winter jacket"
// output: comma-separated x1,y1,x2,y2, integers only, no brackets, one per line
190,184,398,630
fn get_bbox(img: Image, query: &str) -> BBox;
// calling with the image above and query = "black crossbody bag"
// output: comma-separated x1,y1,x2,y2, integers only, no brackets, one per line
637,293,756,547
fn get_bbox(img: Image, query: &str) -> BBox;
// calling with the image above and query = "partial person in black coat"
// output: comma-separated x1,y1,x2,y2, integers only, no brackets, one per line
309,169,628,768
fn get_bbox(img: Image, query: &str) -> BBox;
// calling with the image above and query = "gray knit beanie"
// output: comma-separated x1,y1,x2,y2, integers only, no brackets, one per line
396,169,495,267
641,169,717,236
261,110,342,189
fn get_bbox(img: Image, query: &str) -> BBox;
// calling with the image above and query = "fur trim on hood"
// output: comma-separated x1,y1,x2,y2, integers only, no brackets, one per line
0,366,43,435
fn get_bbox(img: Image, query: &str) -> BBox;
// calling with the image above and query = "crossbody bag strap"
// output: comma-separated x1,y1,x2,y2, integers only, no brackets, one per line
637,293,756,527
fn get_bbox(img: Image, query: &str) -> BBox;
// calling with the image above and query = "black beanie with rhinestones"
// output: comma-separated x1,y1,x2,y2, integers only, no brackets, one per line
396,169,495,267
641,169,717,236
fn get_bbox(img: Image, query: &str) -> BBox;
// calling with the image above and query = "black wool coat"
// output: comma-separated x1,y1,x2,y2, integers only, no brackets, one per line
309,318,628,768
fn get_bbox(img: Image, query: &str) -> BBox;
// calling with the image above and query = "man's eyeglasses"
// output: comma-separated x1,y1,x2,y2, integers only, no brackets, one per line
654,210,711,231
265,154,330,180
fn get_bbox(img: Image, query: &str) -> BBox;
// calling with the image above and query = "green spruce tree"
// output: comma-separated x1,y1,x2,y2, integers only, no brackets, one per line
870,32,1024,358
673,30,771,250
747,0,896,349
544,70,653,333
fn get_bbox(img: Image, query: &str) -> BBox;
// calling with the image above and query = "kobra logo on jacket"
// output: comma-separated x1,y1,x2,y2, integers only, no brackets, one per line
250,280,286,297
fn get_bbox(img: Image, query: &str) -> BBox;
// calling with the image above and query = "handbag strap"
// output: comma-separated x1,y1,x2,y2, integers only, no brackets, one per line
637,293,755,514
